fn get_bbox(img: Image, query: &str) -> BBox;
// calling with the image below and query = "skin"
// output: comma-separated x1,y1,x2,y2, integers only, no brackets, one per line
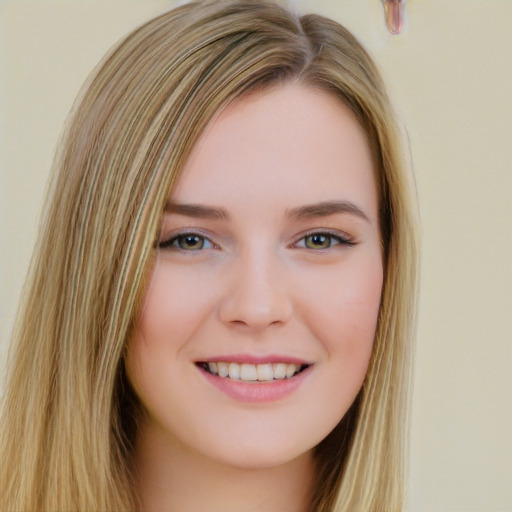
126,83,383,512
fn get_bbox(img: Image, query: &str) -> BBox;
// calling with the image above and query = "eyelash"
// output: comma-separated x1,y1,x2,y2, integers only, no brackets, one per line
158,231,215,251
293,229,355,250
158,229,355,252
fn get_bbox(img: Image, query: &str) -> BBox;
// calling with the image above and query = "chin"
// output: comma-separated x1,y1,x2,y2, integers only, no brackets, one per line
189,426,319,471
208,444,313,471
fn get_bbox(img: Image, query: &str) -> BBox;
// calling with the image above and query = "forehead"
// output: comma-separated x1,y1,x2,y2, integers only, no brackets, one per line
172,84,377,221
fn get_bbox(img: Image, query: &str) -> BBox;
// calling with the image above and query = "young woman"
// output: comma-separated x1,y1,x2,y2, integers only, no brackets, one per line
0,1,419,511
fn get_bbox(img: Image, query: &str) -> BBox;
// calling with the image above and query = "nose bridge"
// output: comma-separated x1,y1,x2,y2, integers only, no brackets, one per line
218,243,293,330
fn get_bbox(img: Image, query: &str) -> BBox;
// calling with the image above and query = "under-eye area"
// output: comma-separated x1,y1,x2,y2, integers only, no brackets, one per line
196,362,311,382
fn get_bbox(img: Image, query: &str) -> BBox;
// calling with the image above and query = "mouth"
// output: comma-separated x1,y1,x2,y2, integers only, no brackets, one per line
196,361,310,383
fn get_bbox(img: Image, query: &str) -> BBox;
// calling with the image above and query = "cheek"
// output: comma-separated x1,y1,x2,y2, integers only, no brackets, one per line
304,258,383,353
298,254,383,414
337,271,382,368
125,261,211,400
287,262,383,452
134,259,214,352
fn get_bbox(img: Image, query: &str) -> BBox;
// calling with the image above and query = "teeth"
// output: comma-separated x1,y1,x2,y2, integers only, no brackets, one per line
228,363,240,380
285,364,296,378
272,363,287,379
240,364,257,381
217,362,228,377
203,362,304,381
256,364,274,381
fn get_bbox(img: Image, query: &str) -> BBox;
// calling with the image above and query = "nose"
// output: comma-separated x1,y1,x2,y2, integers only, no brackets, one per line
218,249,293,331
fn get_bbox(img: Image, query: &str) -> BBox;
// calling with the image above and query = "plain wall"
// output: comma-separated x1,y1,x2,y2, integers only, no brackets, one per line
1,1,511,511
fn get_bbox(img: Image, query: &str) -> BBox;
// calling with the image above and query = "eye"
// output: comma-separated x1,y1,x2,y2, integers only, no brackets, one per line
159,233,214,251
304,233,337,249
295,231,353,250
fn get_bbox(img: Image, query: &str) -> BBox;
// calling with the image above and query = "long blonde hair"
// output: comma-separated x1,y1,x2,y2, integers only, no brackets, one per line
0,2,419,511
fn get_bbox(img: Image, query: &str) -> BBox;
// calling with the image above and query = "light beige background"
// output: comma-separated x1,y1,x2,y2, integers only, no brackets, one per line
1,1,511,511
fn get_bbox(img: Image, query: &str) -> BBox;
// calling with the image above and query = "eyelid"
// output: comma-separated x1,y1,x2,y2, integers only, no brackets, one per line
158,227,355,251
292,228,356,249
158,229,217,250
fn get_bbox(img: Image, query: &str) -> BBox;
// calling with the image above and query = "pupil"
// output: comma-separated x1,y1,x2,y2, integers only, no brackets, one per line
308,234,329,249
180,235,203,250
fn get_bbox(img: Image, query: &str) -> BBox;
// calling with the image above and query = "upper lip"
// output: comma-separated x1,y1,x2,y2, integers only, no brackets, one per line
196,354,312,365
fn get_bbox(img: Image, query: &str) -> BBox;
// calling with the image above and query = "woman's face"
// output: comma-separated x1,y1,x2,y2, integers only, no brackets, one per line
126,84,383,470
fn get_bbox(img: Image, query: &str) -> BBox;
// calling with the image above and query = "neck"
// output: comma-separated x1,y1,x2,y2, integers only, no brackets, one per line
132,419,314,512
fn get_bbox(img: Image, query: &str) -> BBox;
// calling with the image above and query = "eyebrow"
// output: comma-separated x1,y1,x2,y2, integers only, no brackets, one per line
165,200,369,222
286,200,370,222
164,202,229,220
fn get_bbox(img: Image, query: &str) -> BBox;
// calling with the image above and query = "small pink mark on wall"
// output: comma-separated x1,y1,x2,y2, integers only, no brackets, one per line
383,0,404,35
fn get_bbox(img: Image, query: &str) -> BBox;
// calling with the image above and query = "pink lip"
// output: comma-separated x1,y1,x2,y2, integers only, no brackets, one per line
197,364,312,403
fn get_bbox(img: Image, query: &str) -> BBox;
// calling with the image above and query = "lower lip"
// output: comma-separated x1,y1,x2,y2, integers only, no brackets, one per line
198,365,312,403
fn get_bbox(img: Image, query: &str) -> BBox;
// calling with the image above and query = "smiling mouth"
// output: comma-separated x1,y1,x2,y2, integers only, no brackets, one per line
196,362,309,382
